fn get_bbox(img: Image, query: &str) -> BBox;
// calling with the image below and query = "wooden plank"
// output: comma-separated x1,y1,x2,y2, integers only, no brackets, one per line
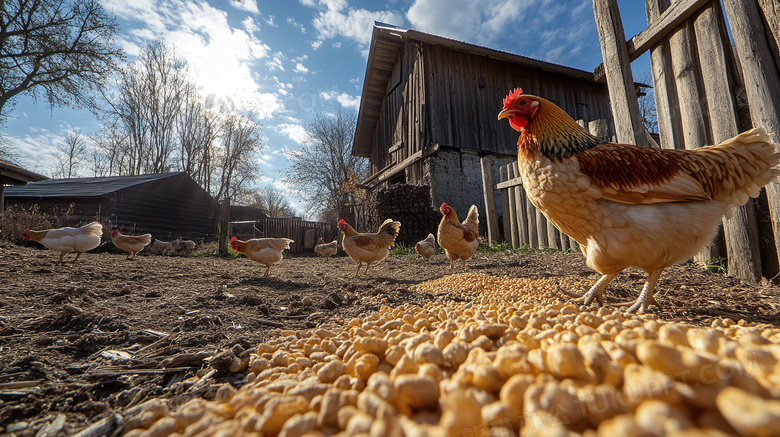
593,0,647,146
506,163,520,248
694,1,762,281
646,0,684,150
724,0,780,270
494,178,524,190
480,156,500,247
525,167,538,249
499,166,511,243
669,21,710,151
511,163,529,247
757,0,780,71
595,0,711,82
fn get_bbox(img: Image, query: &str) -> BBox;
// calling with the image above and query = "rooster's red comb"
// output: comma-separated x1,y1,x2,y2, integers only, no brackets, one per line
502,87,524,109
338,219,346,225
230,237,237,241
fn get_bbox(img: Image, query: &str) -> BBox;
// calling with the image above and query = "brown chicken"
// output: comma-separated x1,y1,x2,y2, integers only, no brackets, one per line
229,237,294,278
314,237,338,259
22,222,103,262
415,233,436,260
338,218,401,277
437,203,480,268
498,87,780,313
111,230,152,260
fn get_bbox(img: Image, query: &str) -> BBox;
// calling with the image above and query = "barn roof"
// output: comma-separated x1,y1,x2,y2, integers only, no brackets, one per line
353,23,599,157
0,159,48,185
4,172,185,198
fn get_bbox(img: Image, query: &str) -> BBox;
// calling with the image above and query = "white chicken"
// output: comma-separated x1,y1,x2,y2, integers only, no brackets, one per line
22,222,103,262
229,237,294,278
314,237,338,259
415,233,436,259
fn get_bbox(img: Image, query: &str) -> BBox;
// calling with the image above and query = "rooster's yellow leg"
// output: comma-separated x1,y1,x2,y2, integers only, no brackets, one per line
616,269,663,314
354,262,362,277
580,273,619,307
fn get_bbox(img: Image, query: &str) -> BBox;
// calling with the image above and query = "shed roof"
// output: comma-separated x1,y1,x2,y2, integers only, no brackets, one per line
4,172,185,198
352,23,599,157
0,160,48,185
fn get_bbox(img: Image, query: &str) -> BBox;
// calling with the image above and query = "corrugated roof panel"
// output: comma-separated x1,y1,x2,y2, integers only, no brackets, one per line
5,172,183,198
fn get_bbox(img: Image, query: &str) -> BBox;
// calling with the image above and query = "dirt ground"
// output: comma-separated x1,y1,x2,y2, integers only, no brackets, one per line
1,243,780,436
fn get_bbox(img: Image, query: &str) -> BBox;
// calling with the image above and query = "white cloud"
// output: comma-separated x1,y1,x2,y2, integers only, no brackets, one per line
302,1,402,50
276,123,309,145
294,63,309,74
231,0,259,14
406,0,528,47
287,17,306,33
265,15,278,27
320,90,360,110
101,0,283,119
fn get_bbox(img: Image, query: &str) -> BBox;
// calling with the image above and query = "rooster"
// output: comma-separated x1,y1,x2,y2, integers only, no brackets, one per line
337,218,401,277
415,233,436,260
22,222,103,262
314,237,338,259
229,237,294,278
111,230,152,260
437,203,480,268
498,87,780,313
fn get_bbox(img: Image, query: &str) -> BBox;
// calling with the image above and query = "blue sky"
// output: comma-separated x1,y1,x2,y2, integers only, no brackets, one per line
3,0,650,214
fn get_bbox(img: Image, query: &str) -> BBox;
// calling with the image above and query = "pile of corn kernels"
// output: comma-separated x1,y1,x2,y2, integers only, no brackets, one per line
124,273,780,437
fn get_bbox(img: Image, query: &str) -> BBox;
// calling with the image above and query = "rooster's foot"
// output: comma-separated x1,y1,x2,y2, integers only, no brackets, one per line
613,294,662,314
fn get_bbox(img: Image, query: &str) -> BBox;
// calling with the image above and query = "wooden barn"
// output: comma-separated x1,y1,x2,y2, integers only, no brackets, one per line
4,172,220,240
352,23,615,222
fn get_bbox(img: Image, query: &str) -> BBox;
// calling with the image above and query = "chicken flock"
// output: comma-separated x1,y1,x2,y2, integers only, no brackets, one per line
18,86,780,314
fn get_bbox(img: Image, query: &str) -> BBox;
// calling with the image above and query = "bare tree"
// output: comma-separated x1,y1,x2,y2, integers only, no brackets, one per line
0,0,123,121
103,40,187,175
176,84,219,192
635,71,658,135
284,108,367,220
250,185,296,217
214,113,262,202
53,130,87,178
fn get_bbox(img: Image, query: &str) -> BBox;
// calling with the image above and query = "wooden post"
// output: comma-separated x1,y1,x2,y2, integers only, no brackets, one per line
694,2,762,281
524,163,538,249
218,199,230,256
646,0,684,150
593,0,647,146
724,0,780,270
757,0,780,70
507,163,520,248
480,156,500,247
499,166,511,243
0,184,4,219
513,165,529,247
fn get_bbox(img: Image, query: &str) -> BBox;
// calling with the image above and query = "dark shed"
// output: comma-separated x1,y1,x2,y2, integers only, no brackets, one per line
4,172,220,240
0,159,48,217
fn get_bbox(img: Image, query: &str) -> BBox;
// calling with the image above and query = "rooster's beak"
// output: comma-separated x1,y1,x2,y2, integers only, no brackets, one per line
497,109,511,120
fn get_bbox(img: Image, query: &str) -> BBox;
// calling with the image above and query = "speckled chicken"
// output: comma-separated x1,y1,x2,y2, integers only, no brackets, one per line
437,203,480,269
498,87,780,313
314,237,338,259
415,233,436,260
338,218,401,277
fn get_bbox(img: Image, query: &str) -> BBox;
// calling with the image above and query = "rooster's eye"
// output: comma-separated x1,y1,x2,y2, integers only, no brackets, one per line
519,100,527,106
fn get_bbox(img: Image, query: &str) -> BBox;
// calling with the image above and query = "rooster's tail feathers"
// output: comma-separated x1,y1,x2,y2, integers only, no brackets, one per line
463,205,479,227
79,221,104,237
378,218,401,239
701,127,780,205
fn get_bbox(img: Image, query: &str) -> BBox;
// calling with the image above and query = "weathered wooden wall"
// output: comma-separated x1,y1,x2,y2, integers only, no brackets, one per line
364,40,614,191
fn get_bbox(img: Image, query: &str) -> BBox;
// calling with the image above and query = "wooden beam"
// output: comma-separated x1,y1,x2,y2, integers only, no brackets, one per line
595,0,711,82
724,0,780,271
499,166,510,244
694,1,761,282
494,178,523,190
363,144,440,187
480,156,500,247
593,0,647,146
507,164,520,248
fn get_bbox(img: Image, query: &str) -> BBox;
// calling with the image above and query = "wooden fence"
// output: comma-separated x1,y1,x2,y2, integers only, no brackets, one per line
481,120,611,251
591,0,780,282
231,218,337,254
